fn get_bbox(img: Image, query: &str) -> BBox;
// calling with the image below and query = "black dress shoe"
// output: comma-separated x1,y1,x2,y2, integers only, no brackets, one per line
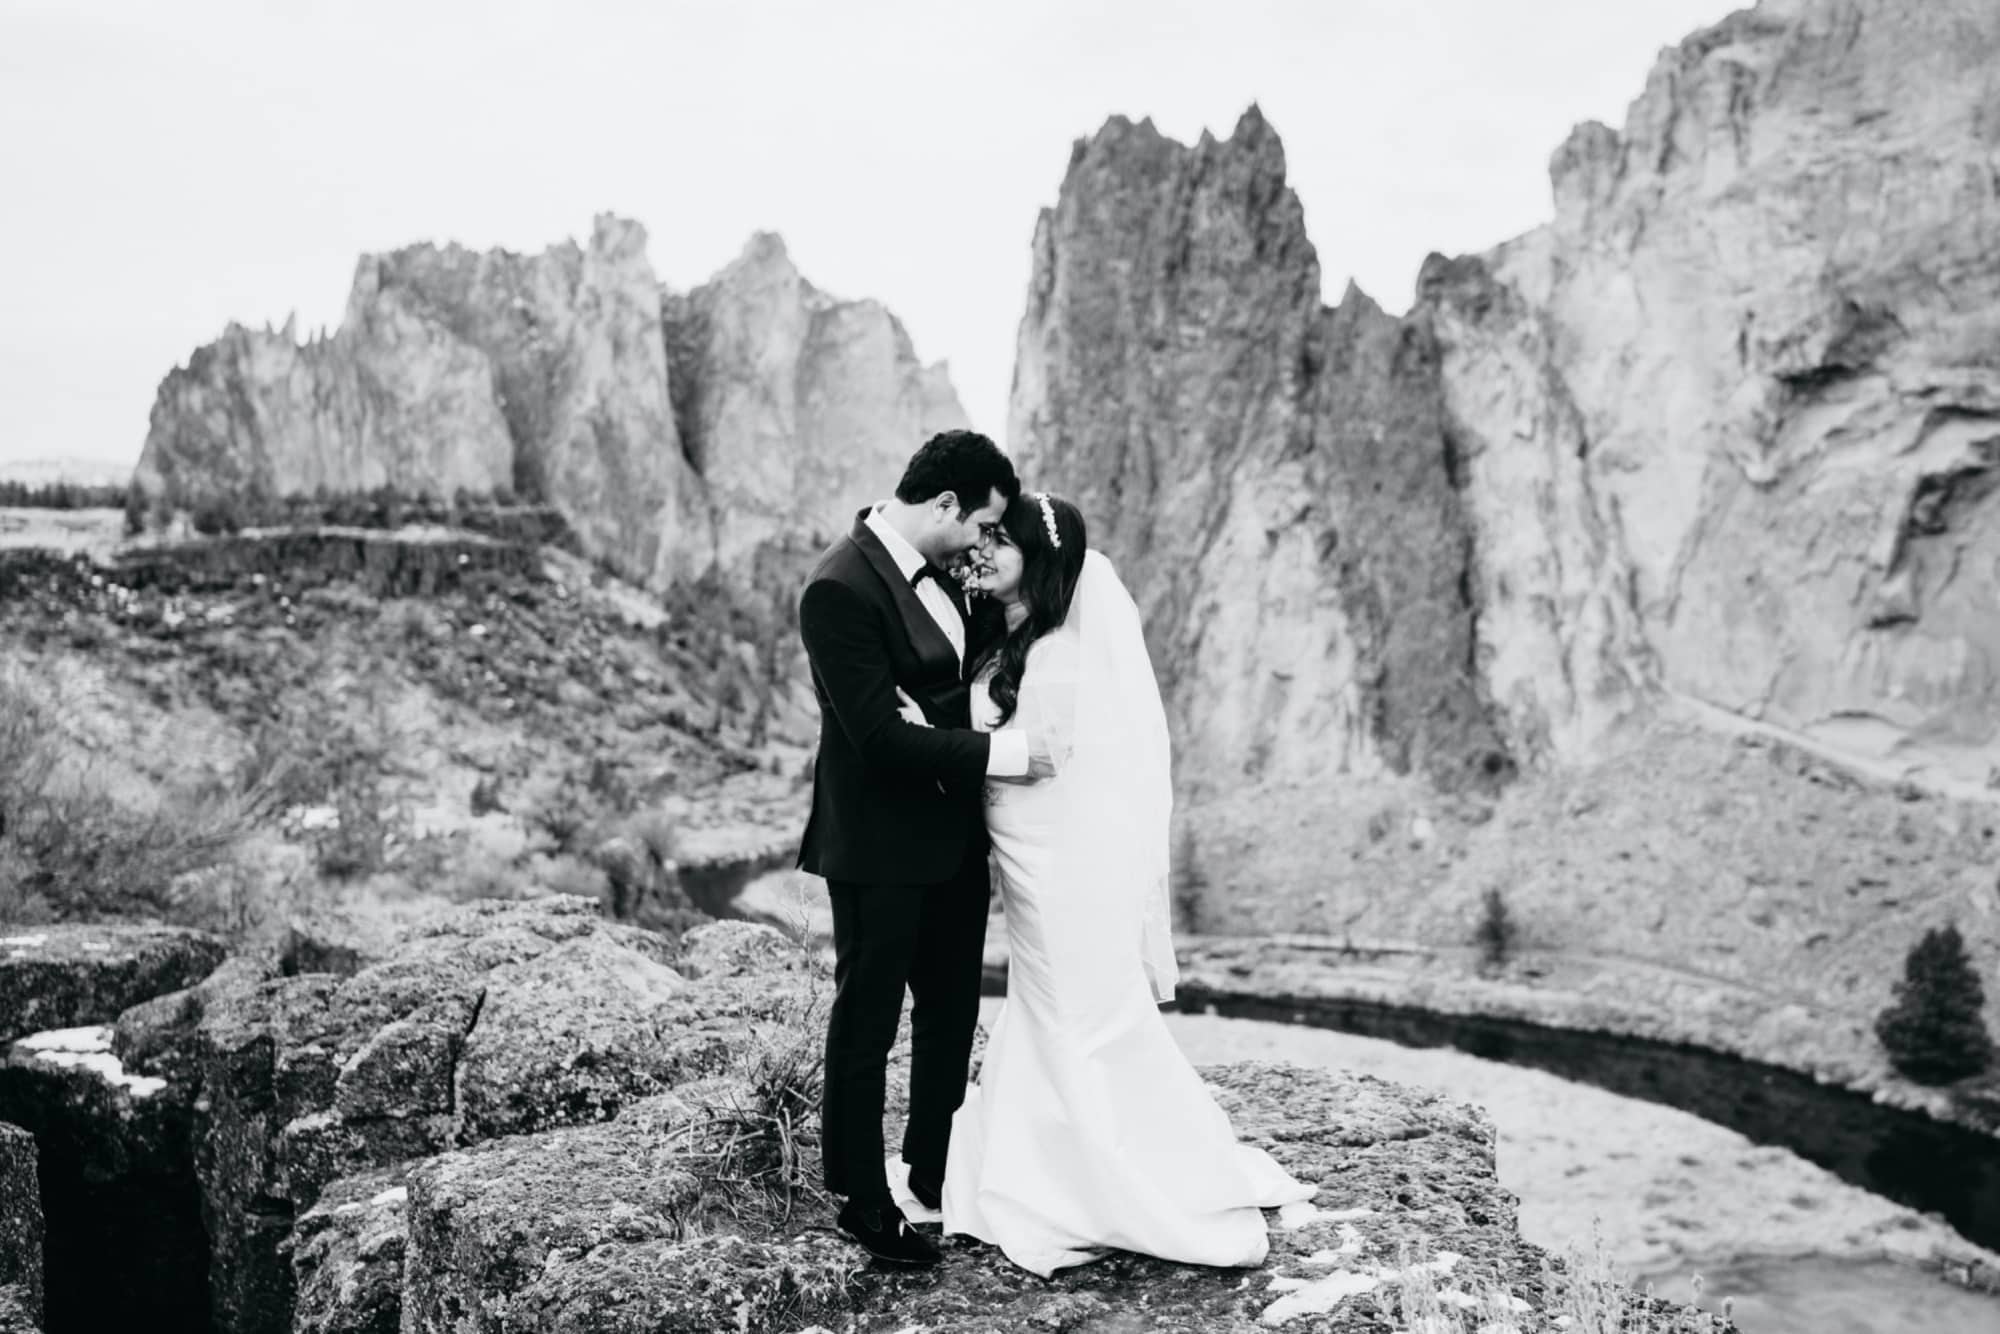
905,1167,942,1212
836,1199,941,1267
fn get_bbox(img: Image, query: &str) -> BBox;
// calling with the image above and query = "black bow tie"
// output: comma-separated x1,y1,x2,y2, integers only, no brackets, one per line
911,562,953,590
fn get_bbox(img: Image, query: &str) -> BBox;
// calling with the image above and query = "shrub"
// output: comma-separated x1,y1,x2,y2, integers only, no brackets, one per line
1876,923,1994,1085
469,774,505,816
0,674,251,922
1473,886,1516,973
190,496,243,536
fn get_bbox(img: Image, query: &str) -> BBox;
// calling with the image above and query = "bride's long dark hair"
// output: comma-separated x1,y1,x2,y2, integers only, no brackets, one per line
974,492,1088,726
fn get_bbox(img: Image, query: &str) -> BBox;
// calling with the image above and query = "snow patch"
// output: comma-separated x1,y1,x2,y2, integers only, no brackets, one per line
18,1025,112,1052
0,934,48,949
1301,1223,1369,1264
1260,1251,1462,1325
15,1025,167,1098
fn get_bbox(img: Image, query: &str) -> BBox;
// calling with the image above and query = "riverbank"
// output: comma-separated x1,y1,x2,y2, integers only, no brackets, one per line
1060,1004,2000,1333
1164,934,2000,1139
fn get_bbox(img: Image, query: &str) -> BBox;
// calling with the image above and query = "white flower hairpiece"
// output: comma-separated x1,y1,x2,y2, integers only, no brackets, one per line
1036,492,1061,548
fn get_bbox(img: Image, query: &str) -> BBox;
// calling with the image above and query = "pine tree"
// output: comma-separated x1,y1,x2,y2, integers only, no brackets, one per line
1875,923,1994,1085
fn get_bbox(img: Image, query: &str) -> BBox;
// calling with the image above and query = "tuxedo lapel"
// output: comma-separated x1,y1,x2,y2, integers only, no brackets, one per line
847,510,960,679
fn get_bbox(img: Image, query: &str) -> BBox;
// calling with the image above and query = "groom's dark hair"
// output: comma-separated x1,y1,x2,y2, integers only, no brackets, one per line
895,430,1020,514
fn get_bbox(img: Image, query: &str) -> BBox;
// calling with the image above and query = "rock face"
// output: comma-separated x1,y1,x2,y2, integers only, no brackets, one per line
138,900,815,1334
1010,110,1533,923
0,1123,40,1330
663,233,969,571
4,903,1710,1334
309,1055,1719,1334
0,924,226,1045
0,1027,206,1333
138,221,965,589
1011,0,2000,916
1444,0,2000,790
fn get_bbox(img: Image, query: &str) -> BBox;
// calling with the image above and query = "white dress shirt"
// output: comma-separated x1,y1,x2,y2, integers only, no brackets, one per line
866,505,1030,778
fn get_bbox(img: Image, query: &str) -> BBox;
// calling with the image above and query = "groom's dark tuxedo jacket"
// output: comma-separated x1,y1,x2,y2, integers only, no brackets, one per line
796,509,1000,887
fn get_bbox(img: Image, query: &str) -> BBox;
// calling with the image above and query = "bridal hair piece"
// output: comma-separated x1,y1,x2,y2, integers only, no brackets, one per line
1035,493,1062,549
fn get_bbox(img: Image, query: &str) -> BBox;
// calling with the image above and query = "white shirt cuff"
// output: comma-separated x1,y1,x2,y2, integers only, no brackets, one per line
985,729,1030,777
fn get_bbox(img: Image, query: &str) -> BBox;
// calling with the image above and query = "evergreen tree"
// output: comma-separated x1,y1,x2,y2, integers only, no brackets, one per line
1876,923,1994,1085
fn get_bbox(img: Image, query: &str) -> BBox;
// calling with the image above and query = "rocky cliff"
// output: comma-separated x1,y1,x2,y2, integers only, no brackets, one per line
1444,0,2000,789
137,222,965,588
1010,0,2000,916
663,233,968,572
0,902,1723,1334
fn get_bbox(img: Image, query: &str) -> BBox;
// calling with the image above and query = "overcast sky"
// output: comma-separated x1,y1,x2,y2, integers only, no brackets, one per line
0,0,1735,470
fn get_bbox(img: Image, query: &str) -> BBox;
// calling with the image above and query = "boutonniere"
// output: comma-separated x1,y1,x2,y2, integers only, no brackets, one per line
949,549,993,601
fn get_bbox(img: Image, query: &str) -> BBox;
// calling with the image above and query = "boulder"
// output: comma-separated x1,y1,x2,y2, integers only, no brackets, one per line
0,1124,40,1328
0,1027,205,1333
0,1287,37,1334
327,1060,1719,1333
0,924,226,1045
399,1083,734,1333
290,1164,409,1334
182,897,814,1334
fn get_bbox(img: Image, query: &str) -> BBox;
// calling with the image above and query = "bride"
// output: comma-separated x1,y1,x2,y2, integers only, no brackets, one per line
932,490,1314,1277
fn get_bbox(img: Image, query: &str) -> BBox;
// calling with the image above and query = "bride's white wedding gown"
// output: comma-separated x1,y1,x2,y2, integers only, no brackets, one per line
941,628,1313,1278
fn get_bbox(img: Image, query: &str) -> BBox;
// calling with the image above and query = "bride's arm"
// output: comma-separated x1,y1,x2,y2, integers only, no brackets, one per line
1013,633,1082,775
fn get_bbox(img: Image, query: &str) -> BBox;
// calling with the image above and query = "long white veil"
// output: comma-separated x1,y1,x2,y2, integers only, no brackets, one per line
1016,549,1179,1002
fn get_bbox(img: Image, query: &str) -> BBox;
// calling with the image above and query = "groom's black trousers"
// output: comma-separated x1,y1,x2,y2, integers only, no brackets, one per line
821,844,991,1206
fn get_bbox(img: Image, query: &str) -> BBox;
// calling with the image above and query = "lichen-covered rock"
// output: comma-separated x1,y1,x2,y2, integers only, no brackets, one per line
361,1060,1715,1334
0,1286,38,1334
675,919,803,981
498,1232,860,1334
0,1124,41,1328
400,1084,740,1333
0,1027,205,1333
182,895,814,1334
0,924,226,1045
290,1164,409,1334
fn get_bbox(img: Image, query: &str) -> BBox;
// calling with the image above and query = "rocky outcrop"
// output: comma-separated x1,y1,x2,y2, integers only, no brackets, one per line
0,927,224,1332
136,900,816,1334
303,1058,1720,1334
1010,110,1526,921
663,233,969,571
138,221,964,590
1011,0,2000,916
1440,0,2000,792
4,902,1714,1333
137,216,695,587
0,1124,40,1331
0,1026,205,1333
0,924,225,1045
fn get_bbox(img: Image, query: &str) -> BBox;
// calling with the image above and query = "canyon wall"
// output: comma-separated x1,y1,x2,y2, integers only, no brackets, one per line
1010,0,2000,917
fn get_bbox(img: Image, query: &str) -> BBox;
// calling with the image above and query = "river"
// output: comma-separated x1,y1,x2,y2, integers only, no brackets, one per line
973,998,2000,1333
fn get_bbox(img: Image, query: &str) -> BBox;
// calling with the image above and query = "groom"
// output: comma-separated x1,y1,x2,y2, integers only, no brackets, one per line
797,429,1050,1266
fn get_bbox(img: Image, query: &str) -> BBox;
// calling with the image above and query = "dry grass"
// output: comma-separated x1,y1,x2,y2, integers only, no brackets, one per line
1538,1225,1734,1334
1361,1228,1734,1333
0,668,258,924
676,987,832,1233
